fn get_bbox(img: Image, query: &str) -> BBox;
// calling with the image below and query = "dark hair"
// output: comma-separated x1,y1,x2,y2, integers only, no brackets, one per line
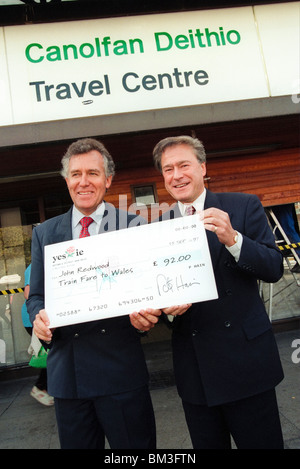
61,138,115,179
153,135,206,172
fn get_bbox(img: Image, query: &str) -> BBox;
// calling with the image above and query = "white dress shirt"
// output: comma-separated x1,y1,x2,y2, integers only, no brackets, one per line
72,202,106,239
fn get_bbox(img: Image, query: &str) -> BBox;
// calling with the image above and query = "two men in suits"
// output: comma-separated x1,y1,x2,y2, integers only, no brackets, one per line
153,135,284,449
27,138,160,449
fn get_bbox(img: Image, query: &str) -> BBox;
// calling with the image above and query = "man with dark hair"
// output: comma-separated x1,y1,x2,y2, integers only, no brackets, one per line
28,138,160,449
153,135,284,449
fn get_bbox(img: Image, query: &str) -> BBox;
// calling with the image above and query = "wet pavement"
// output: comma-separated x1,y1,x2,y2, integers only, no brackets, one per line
0,328,299,449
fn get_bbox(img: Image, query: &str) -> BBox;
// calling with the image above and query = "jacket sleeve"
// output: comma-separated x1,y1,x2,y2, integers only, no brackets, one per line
237,195,283,283
27,227,45,325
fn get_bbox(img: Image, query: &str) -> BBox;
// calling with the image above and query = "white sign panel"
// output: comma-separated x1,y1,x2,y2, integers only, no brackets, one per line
1,4,299,127
3,7,269,125
254,2,300,97
0,28,13,126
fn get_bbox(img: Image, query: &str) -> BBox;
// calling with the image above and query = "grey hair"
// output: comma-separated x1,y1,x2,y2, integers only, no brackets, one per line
60,138,115,179
153,135,206,172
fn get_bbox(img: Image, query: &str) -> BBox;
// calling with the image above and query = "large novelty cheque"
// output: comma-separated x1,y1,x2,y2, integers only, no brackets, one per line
45,215,218,327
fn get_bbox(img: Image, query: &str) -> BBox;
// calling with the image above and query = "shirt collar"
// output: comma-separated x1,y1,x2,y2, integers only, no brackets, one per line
178,189,206,216
72,202,106,229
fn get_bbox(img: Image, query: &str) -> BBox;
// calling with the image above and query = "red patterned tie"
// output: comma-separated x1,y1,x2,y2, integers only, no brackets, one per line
79,217,93,238
185,205,195,216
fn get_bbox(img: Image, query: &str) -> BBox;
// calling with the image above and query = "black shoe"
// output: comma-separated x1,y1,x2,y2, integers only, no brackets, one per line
291,264,300,273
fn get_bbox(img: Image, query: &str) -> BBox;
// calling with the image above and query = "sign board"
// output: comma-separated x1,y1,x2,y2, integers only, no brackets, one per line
255,2,300,98
0,3,299,126
0,29,13,126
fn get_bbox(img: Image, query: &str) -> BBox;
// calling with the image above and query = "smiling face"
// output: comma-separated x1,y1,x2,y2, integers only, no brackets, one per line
65,150,112,215
161,144,206,204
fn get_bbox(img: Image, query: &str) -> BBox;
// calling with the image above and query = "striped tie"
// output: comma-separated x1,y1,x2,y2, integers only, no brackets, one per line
185,206,195,216
79,217,93,238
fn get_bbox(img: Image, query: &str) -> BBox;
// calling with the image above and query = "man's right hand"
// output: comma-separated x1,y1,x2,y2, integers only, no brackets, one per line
33,309,54,343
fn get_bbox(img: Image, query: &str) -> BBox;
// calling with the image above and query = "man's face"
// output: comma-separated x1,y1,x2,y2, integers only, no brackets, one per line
161,144,206,203
65,150,112,215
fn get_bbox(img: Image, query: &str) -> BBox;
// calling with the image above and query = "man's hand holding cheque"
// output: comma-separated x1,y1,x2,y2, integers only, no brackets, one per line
129,308,162,331
34,307,162,342
161,304,192,317
33,309,54,343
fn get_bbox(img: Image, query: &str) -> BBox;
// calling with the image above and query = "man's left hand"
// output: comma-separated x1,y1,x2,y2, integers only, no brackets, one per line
161,304,192,317
201,207,237,246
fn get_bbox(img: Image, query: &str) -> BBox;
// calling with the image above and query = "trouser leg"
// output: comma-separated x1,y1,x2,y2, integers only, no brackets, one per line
54,398,105,449
35,368,48,391
224,389,284,449
54,386,156,449
94,385,156,449
182,400,232,449
182,388,283,450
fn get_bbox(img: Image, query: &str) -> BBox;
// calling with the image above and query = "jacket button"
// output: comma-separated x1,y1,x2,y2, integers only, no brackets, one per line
100,329,106,334
192,330,198,337
224,321,231,328
74,333,79,338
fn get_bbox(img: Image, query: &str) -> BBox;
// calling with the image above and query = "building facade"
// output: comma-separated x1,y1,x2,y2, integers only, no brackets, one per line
0,0,299,369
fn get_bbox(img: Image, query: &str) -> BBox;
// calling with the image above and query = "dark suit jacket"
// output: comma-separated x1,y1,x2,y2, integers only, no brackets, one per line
27,203,149,399
160,190,284,407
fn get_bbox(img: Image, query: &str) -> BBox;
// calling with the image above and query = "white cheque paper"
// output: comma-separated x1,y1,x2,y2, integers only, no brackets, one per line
45,215,218,327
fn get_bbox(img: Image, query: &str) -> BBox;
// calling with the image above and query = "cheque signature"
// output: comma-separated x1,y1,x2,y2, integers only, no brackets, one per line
156,274,200,296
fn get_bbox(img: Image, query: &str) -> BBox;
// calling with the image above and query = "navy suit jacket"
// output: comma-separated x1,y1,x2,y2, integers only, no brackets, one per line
27,203,149,399
160,190,284,407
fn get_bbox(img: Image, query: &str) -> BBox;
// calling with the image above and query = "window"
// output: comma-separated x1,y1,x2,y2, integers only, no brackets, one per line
131,184,158,206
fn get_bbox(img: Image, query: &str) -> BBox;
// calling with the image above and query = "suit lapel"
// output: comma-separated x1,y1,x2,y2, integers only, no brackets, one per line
204,191,223,268
56,208,73,242
57,204,118,239
99,202,119,234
